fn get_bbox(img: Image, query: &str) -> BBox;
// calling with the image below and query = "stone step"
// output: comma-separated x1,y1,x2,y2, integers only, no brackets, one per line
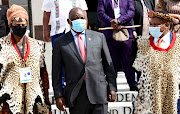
51,102,133,114
117,84,130,91
116,77,128,84
117,72,126,78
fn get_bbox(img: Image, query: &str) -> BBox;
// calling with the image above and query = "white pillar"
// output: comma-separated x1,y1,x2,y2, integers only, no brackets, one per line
0,0,2,5
31,0,44,38
155,0,159,6
31,0,52,76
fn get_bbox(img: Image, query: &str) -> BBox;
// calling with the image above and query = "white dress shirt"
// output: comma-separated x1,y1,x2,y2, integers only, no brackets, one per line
112,0,121,18
153,31,171,49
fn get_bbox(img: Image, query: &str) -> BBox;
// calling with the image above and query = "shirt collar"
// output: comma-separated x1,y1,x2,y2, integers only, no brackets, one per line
154,31,170,43
71,29,85,38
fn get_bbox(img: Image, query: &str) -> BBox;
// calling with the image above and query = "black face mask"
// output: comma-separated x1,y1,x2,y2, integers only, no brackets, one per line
12,26,27,37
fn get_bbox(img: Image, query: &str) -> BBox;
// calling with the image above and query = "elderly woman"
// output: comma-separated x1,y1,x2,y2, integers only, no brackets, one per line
0,4,50,114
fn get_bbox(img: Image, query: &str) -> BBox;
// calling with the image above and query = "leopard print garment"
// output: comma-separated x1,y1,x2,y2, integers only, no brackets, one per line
133,34,180,114
0,33,49,114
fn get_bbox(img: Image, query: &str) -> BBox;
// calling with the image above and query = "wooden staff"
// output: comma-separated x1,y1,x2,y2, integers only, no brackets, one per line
98,25,141,30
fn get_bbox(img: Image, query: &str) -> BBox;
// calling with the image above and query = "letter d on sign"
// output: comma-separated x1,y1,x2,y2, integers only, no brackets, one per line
123,107,132,114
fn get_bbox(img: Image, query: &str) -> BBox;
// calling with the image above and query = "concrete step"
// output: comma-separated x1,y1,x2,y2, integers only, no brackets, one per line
117,72,126,78
117,84,130,91
116,77,128,84
51,102,133,114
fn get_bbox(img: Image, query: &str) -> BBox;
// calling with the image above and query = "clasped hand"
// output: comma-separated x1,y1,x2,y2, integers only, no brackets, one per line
111,19,122,31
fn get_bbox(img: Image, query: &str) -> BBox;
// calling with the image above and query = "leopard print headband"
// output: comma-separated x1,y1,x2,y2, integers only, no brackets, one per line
148,10,175,22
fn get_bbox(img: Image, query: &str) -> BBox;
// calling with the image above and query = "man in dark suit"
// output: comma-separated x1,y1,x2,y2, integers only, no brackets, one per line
52,7,117,114
97,0,137,91
132,0,155,37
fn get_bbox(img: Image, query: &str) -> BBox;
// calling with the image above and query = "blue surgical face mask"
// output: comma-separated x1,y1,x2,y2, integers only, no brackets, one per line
70,19,86,32
149,24,165,38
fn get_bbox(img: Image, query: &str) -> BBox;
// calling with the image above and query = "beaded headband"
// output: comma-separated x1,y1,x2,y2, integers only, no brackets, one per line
148,10,175,22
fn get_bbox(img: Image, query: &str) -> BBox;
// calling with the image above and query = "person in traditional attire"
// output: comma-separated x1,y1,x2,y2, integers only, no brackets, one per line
0,4,50,114
133,10,180,114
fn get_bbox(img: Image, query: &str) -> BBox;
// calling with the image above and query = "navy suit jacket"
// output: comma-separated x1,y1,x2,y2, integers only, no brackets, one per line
97,0,135,39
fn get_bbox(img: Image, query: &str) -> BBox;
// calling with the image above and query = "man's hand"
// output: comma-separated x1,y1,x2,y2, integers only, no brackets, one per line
56,97,66,112
173,18,179,24
43,30,51,42
108,91,116,102
111,19,119,28
133,31,138,38
169,13,180,24
115,25,122,31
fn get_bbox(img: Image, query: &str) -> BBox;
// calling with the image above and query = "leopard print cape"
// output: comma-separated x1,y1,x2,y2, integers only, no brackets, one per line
0,33,49,114
133,34,180,114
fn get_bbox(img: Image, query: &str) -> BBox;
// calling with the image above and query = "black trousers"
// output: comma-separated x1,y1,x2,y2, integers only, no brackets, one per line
69,81,108,114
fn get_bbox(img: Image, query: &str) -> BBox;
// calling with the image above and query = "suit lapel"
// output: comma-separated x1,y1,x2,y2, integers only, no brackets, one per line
109,0,113,9
85,29,93,63
65,31,84,64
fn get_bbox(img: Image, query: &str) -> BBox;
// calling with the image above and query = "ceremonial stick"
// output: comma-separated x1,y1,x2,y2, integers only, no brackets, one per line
98,25,141,30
